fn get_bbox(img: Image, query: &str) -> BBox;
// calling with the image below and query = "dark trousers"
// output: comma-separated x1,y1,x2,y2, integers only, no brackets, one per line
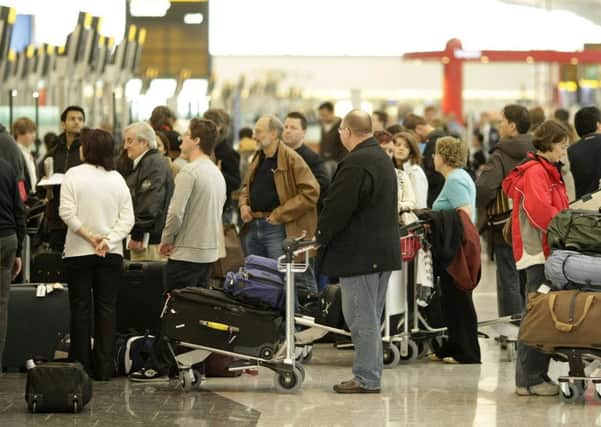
65,254,122,380
48,228,67,253
436,269,481,363
494,242,526,317
149,259,211,375
516,264,551,387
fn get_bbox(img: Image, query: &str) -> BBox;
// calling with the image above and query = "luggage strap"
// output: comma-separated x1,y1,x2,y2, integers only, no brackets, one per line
548,293,595,332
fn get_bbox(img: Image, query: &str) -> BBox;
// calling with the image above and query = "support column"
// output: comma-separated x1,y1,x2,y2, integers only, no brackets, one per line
442,39,463,121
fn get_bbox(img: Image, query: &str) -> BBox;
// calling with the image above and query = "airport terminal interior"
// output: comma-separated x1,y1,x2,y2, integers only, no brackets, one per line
2,0,601,426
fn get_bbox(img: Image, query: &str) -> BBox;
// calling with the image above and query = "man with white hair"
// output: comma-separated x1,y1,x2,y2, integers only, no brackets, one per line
122,122,174,261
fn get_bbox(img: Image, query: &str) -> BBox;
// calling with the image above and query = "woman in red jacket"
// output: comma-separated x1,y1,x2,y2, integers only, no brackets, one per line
502,120,570,397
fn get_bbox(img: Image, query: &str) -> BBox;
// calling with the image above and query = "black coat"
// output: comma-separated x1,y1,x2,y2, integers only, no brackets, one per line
124,149,174,244
41,133,82,230
316,137,401,277
214,141,241,201
568,133,601,199
296,144,330,212
422,129,447,208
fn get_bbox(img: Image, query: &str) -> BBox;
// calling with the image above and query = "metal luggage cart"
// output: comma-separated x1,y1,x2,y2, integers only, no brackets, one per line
552,348,601,404
167,234,316,393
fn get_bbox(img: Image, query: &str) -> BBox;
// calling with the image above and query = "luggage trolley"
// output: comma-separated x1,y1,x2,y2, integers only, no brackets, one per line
163,234,316,393
555,348,601,403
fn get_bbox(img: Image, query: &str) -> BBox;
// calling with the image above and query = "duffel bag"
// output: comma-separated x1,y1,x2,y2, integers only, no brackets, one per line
25,362,92,413
518,290,601,353
224,266,285,311
547,209,601,253
545,250,601,290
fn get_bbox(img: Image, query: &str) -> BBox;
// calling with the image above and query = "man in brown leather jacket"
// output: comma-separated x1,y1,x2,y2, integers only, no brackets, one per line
239,116,319,289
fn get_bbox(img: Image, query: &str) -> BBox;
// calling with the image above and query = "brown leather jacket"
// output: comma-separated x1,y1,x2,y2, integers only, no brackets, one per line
239,141,319,239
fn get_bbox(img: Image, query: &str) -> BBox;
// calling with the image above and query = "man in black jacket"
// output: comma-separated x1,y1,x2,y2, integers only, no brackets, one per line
404,113,447,207
317,110,401,394
476,104,532,318
122,122,174,261
0,158,25,371
318,102,348,178
568,106,601,199
203,109,241,224
40,106,85,251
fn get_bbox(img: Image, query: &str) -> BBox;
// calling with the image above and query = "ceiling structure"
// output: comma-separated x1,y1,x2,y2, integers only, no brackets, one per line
503,0,601,26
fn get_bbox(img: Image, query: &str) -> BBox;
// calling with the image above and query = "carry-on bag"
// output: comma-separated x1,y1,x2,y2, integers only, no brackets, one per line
570,188,601,212
212,224,245,278
30,252,65,283
161,287,282,360
25,362,92,413
547,209,601,253
545,250,601,290
3,284,69,372
518,290,601,353
223,255,285,310
116,261,166,334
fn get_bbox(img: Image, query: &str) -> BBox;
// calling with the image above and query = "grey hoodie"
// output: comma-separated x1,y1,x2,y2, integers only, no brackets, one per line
476,134,534,209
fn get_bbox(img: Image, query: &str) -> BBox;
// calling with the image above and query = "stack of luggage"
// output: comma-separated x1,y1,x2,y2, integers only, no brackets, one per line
519,208,601,351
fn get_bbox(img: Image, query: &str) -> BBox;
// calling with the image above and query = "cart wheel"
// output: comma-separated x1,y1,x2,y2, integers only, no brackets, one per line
191,369,203,390
399,339,419,363
296,364,306,382
302,347,313,364
73,400,79,413
274,367,303,393
559,380,585,403
383,343,400,368
179,369,197,392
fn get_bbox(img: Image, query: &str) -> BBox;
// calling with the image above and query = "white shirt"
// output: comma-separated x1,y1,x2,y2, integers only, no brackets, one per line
60,163,135,258
403,162,429,209
17,143,37,189
133,149,149,169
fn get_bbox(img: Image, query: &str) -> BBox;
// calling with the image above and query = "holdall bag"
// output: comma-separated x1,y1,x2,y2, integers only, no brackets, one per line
212,224,245,279
545,250,601,290
547,209,601,253
161,287,282,360
25,362,92,413
223,255,286,310
518,290,601,353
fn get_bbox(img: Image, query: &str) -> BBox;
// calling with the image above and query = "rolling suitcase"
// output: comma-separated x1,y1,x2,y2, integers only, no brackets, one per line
3,284,69,372
30,252,65,283
25,362,92,413
161,287,283,360
116,261,166,334
545,250,601,290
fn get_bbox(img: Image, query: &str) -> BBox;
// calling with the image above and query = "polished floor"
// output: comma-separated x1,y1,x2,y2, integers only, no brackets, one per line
2,255,601,426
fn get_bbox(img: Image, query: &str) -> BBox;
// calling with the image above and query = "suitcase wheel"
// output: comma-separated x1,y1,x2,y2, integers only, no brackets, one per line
273,366,303,393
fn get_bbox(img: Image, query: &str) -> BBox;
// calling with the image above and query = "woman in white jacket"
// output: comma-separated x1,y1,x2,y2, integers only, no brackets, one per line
59,128,134,381
393,131,429,209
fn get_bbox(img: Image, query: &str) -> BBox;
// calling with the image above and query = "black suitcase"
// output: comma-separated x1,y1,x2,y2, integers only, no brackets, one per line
31,252,65,283
25,362,92,413
3,284,69,372
116,261,166,334
162,287,283,360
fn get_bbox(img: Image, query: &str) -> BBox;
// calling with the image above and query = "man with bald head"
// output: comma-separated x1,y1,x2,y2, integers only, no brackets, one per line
239,116,319,293
317,110,401,394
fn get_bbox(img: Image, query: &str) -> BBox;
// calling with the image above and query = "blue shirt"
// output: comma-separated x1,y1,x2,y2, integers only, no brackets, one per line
432,168,476,223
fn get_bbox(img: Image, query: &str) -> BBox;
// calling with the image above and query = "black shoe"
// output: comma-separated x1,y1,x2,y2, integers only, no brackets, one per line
333,379,380,394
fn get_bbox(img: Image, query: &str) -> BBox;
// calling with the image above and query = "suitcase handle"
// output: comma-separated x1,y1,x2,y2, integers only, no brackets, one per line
548,294,595,332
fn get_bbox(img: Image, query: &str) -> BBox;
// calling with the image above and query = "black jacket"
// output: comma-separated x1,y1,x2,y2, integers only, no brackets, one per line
476,134,534,208
0,159,25,256
214,141,241,201
296,144,330,212
422,129,447,207
320,119,348,162
124,149,174,244
568,133,601,199
41,133,82,230
0,124,25,181
316,137,401,277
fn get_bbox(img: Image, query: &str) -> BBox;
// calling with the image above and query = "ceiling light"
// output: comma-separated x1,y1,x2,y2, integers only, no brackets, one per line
184,13,204,24
130,0,170,17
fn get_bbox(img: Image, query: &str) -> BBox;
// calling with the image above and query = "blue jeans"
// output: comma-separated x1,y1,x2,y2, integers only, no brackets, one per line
0,234,17,372
243,219,286,260
340,271,391,390
494,243,525,317
516,264,551,387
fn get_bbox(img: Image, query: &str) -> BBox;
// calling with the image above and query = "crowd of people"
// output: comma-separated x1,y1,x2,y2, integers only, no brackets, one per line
0,99,600,396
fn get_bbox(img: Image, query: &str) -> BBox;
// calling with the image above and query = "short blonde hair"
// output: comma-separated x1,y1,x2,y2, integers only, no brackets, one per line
435,136,467,168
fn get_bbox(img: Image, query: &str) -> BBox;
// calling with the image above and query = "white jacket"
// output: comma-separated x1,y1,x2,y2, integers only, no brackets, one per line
403,162,428,209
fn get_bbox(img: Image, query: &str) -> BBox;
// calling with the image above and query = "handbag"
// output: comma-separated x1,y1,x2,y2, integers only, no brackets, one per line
212,224,245,278
487,187,513,228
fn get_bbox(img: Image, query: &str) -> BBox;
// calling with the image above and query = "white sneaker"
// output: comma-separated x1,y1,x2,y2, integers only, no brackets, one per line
515,381,559,396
